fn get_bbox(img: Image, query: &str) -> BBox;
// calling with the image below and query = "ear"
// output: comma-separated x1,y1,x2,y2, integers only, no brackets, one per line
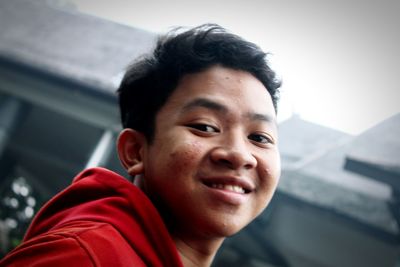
117,129,146,176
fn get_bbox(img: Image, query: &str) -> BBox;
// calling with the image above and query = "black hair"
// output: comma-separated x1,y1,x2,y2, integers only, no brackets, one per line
118,24,281,141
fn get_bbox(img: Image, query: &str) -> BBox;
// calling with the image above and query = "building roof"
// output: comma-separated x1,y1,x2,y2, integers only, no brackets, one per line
279,170,397,236
278,115,397,238
344,113,400,189
0,0,156,97
278,115,351,168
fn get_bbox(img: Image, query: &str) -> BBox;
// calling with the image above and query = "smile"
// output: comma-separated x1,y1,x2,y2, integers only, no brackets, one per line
209,183,246,194
201,176,253,195
202,179,252,206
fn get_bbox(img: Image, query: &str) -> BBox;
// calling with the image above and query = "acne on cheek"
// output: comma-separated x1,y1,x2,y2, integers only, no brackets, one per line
260,166,280,184
260,168,271,181
168,141,204,166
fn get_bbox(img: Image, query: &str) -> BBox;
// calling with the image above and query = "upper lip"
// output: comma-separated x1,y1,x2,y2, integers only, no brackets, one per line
200,175,255,193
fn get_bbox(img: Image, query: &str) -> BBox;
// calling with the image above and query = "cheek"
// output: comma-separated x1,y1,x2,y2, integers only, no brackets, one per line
259,154,281,188
168,140,205,172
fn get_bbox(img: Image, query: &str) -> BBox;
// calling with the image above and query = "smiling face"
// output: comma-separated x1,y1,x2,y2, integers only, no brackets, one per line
138,65,280,240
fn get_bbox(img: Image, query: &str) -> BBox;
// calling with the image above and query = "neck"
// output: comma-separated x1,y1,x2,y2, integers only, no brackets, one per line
173,234,224,267
140,186,225,266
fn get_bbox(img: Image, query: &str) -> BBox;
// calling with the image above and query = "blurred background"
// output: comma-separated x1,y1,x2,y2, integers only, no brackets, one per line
0,0,399,266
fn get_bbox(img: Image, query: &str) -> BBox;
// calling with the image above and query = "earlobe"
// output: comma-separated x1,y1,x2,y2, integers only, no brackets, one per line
117,129,146,176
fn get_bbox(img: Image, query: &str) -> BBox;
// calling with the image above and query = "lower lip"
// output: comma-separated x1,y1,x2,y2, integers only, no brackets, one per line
203,185,249,205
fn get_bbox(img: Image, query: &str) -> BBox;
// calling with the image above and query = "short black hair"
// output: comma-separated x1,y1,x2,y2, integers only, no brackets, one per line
118,24,281,141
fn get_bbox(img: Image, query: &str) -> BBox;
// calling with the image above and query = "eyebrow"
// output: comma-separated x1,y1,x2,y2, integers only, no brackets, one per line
246,112,276,124
182,97,276,124
182,98,228,113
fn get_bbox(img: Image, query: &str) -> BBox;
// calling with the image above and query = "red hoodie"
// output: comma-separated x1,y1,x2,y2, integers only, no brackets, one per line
0,168,184,267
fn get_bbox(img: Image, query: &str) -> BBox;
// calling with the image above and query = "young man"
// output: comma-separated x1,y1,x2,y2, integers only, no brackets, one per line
0,24,281,267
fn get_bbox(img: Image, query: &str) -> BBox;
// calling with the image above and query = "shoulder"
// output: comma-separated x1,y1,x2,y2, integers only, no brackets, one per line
0,222,146,267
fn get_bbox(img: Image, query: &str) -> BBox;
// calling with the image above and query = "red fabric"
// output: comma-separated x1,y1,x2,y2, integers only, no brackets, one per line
0,168,183,267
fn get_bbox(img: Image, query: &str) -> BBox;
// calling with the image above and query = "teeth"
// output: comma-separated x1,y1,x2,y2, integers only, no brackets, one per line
210,183,245,194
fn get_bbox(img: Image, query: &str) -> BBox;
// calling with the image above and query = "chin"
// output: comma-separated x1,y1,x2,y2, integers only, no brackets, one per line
201,217,249,239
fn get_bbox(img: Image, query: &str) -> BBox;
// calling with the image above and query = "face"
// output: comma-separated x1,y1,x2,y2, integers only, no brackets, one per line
141,66,280,240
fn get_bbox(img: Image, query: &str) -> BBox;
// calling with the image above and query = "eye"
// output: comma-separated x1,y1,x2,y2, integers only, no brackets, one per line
187,123,219,133
248,133,273,145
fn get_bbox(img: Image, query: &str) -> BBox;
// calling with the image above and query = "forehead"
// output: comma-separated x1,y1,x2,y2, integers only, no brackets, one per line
163,66,276,118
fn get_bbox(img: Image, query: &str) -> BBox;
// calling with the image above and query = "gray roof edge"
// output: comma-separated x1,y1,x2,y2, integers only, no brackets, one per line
48,3,157,35
0,0,156,98
274,190,400,244
278,115,353,137
343,113,400,182
0,54,117,102
344,157,400,189
278,170,398,236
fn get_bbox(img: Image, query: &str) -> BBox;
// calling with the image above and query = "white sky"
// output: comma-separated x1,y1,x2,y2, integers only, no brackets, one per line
69,0,400,135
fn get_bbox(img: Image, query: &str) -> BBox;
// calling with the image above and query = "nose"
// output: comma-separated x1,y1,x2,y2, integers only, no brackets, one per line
210,135,257,170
